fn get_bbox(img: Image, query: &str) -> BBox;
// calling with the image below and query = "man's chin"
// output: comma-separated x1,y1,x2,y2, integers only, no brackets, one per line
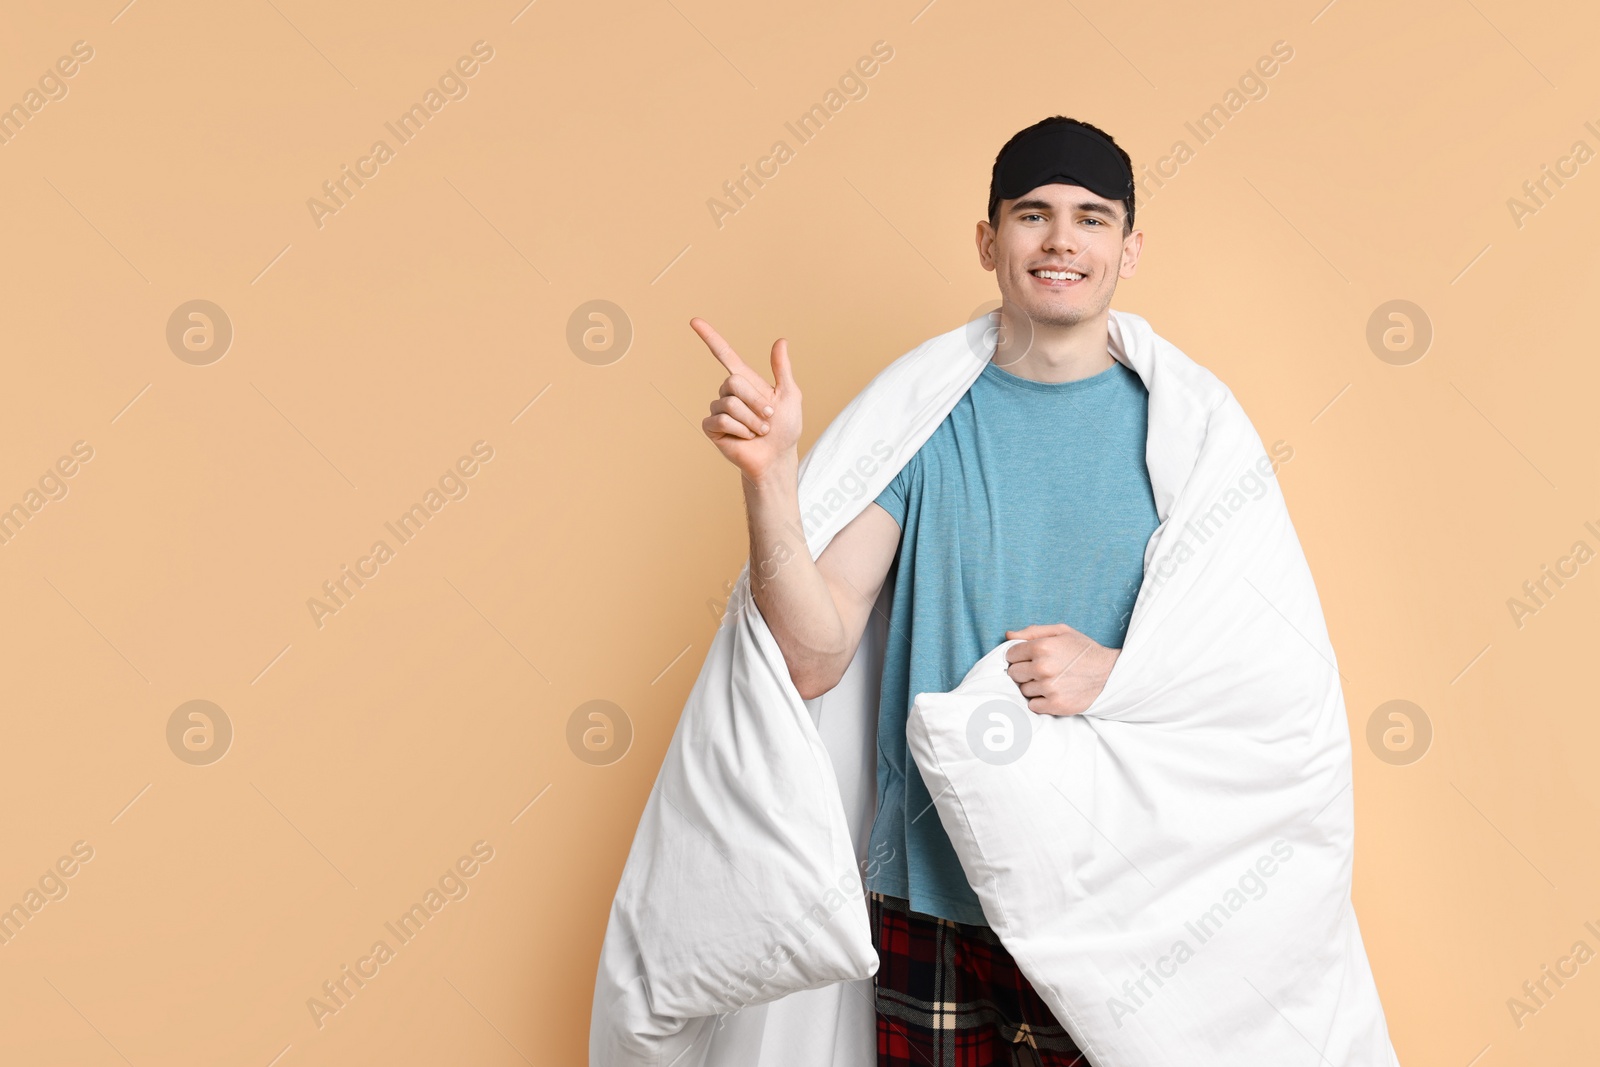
1011,302,1092,329
1005,287,1114,329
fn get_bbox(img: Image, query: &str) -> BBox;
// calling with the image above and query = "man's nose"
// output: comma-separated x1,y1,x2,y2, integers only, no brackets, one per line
1040,222,1079,256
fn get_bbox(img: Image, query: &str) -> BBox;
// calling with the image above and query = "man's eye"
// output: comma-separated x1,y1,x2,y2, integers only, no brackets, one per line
1083,217,1103,226
1023,213,1045,222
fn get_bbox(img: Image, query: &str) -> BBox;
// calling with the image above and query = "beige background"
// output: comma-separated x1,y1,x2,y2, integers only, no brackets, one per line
0,0,1596,1063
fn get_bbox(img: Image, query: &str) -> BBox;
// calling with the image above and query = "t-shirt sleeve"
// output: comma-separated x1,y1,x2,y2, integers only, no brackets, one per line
873,456,912,529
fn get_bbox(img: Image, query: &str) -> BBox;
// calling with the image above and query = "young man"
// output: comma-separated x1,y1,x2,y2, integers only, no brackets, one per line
690,116,1148,1066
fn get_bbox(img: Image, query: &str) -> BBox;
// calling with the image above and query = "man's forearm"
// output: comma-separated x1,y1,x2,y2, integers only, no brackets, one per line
741,451,848,697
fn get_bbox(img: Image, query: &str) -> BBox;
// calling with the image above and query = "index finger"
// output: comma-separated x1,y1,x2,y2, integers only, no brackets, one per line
1005,641,1035,663
689,317,754,378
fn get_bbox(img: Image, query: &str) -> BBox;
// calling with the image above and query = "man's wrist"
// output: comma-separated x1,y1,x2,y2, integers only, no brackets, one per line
742,449,800,497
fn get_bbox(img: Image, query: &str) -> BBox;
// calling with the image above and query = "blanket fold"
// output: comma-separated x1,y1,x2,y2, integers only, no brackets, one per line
590,309,1400,1067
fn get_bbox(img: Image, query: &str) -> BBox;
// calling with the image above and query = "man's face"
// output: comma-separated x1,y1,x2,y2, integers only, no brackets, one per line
976,182,1141,328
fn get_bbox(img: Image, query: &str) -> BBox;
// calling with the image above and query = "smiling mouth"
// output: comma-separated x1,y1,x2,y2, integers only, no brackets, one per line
1029,267,1086,287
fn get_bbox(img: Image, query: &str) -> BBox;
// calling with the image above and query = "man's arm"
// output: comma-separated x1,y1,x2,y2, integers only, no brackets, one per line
691,317,900,700
744,465,900,698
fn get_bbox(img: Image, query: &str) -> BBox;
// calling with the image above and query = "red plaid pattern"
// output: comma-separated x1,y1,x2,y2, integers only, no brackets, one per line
870,891,1088,1067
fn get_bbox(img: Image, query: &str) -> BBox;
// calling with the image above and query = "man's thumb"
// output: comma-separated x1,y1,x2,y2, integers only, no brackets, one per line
771,338,797,389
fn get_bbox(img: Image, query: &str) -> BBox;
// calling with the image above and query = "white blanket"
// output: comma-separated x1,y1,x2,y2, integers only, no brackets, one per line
590,309,1401,1066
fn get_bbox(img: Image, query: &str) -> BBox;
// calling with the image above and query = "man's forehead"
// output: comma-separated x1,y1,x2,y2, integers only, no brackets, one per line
1002,184,1120,212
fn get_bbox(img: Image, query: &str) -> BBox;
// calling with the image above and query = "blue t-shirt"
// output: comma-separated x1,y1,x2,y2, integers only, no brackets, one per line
866,357,1161,925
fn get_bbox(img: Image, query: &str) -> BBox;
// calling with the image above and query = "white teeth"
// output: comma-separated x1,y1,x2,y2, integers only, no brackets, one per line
1033,269,1083,281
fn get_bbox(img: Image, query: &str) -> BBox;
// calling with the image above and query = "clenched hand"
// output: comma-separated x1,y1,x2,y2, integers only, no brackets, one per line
1003,622,1120,716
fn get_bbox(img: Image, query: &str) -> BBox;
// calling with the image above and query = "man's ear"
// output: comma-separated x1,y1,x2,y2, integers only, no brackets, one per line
1118,228,1144,279
975,219,997,272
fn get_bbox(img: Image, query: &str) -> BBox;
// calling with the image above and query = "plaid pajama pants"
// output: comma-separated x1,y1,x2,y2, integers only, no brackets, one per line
870,891,1088,1067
